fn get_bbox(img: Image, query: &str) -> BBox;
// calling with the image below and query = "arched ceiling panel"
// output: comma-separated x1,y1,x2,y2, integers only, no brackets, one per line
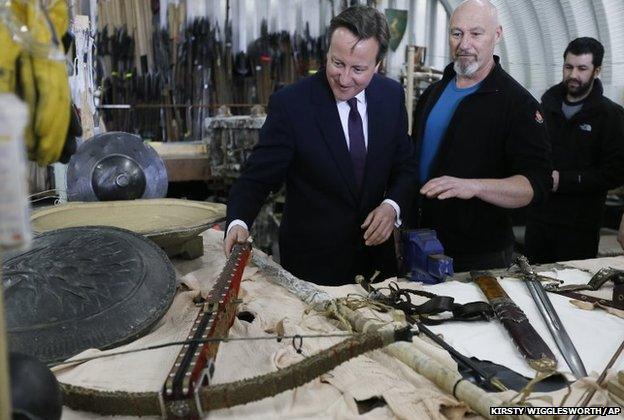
593,1,611,84
601,0,624,102
529,0,568,88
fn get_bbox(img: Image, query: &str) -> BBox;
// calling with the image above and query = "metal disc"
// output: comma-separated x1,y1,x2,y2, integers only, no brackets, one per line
91,155,147,200
2,226,177,363
67,132,168,201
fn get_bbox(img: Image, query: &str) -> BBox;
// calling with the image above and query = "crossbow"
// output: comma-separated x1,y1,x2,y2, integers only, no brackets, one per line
60,243,412,418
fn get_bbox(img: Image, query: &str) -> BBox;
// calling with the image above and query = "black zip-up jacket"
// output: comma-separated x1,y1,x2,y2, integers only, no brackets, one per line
410,57,552,256
528,79,624,228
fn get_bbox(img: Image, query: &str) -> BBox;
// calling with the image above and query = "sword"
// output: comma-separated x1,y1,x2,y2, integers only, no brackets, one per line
514,256,588,378
471,271,558,373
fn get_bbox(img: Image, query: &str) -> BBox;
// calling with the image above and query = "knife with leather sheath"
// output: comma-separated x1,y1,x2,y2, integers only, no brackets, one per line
471,271,558,373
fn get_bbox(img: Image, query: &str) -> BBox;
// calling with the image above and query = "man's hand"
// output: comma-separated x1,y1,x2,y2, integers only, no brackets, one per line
420,176,481,200
618,214,624,250
224,225,250,257
551,170,560,192
361,202,396,246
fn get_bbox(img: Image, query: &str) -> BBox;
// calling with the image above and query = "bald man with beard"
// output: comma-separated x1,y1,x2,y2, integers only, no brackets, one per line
409,0,552,271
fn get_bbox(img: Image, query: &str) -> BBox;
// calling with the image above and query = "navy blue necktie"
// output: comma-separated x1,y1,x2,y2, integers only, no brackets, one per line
347,97,367,189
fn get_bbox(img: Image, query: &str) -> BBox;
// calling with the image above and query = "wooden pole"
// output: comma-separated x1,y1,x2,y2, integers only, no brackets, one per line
0,94,33,420
0,255,11,420
0,92,33,420
571,340,624,420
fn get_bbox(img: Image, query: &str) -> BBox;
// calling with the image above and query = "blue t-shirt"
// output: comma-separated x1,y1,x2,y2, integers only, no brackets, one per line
419,79,481,183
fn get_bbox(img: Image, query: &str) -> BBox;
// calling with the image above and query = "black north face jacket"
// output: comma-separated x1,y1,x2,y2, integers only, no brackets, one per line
528,79,624,228
411,57,552,256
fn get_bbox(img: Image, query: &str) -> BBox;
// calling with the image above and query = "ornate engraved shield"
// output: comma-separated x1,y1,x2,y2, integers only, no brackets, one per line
2,226,177,363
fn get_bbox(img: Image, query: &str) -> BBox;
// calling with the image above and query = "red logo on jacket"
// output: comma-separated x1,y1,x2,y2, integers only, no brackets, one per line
534,111,544,124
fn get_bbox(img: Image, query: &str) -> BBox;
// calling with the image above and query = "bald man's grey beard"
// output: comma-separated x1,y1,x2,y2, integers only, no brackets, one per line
454,59,479,77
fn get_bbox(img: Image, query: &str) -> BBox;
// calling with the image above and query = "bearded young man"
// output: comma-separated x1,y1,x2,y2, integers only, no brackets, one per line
409,0,551,271
525,37,624,263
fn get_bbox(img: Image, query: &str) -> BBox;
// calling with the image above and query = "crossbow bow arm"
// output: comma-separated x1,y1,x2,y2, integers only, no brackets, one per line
59,327,410,416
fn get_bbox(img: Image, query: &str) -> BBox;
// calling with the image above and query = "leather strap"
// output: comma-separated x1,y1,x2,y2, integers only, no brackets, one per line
549,289,624,310
375,282,493,325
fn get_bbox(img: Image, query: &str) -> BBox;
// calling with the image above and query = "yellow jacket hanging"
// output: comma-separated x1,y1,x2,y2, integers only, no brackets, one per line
0,0,71,165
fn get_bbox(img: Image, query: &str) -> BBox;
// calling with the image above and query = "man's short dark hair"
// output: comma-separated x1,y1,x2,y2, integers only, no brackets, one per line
564,37,604,68
328,5,389,64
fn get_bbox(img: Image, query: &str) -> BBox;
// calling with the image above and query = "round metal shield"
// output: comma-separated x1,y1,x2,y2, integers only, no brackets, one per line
67,132,168,201
2,226,177,363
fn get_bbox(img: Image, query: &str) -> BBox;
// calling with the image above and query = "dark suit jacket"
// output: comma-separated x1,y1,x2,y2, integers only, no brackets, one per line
227,70,418,285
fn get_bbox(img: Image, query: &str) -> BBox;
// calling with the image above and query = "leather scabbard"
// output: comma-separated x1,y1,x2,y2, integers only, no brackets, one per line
544,266,624,310
471,271,557,373
548,289,623,310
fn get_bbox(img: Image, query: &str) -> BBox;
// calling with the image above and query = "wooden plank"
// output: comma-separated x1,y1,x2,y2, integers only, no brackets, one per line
148,141,208,157
142,0,154,72
112,0,121,30
131,0,142,72
164,157,212,182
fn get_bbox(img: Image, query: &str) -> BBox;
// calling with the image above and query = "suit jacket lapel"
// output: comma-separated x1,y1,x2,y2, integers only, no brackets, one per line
312,73,359,204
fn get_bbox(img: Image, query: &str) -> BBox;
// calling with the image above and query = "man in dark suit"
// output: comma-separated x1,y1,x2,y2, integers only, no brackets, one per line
224,5,417,286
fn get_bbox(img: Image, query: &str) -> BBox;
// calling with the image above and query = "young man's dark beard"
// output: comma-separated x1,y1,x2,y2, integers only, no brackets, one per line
565,76,594,99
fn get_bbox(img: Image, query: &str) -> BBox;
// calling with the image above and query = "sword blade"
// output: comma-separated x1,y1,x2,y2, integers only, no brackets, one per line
525,278,588,378
515,256,588,378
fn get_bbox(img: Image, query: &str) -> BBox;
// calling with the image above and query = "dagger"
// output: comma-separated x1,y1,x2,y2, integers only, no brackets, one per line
471,270,558,373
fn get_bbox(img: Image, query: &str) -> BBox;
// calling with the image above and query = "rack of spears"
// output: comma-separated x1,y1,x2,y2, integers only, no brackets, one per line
95,0,327,142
